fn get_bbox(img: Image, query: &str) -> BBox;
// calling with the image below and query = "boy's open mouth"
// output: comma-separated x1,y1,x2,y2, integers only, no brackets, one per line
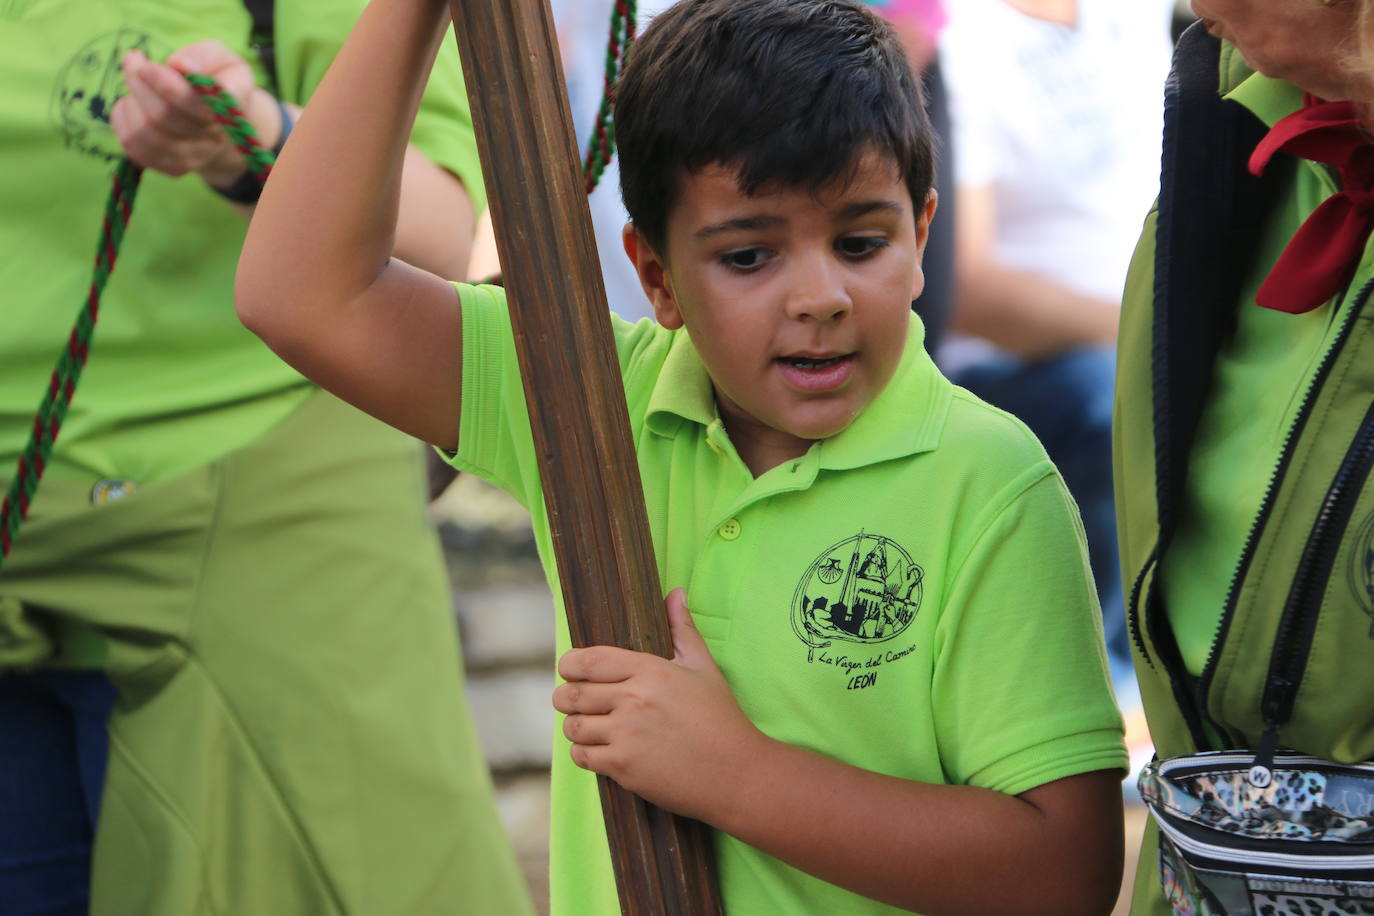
778,355,849,370
775,353,856,392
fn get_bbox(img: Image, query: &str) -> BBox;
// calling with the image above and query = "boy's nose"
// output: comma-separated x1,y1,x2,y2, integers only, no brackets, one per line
784,255,852,322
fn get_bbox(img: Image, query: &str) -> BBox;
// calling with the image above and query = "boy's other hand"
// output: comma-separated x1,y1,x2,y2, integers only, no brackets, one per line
553,589,763,823
112,42,282,191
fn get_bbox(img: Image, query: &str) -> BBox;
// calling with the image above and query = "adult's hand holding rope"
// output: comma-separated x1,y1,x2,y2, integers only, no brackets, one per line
114,43,286,192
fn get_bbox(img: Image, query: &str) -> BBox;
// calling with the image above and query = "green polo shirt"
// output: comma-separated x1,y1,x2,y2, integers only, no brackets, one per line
1157,50,1357,675
2,0,483,485
448,283,1127,915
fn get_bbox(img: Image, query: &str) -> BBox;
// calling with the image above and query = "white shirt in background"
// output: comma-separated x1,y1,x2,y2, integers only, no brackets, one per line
940,0,1173,324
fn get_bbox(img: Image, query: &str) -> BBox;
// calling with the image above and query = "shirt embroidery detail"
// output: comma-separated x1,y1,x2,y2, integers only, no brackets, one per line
791,531,922,684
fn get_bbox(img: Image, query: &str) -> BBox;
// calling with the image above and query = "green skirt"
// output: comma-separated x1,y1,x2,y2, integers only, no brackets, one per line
0,391,531,915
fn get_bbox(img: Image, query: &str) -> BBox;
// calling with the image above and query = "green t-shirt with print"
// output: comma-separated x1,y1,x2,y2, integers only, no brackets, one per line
448,282,1127,915
1,0,483,485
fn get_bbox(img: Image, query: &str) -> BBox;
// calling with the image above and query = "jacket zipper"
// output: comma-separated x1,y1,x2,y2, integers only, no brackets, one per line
1194,276,1374,753
1126,544,1157,667
1248,398,1374,782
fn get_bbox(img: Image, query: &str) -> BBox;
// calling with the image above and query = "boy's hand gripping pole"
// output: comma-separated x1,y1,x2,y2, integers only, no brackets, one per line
445,2,723,914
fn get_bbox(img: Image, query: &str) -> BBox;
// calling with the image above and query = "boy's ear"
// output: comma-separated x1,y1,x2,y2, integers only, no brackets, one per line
622,223,685,329
914,188,938,258
911,188,939,300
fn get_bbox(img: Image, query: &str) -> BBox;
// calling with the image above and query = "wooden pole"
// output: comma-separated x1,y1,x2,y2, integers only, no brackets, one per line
445,2,723,913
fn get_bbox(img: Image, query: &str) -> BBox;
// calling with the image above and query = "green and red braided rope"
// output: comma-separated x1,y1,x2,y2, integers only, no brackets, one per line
0,160,143,559
0,77,270,569
583,0,636,193
186,73,276,180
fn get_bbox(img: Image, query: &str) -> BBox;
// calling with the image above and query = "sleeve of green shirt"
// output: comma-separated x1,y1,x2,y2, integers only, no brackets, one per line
274,0,487,213
447,283,541,506
932,468,1128,797
445,282,657,507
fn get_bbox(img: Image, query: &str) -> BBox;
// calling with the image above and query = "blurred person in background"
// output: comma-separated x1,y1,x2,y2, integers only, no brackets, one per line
939,0,1175,698
1116,1,1374,912
858,0,957,355
0,3,528,914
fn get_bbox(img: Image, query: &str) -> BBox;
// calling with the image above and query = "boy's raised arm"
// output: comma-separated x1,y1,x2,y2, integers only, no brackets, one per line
235,0,465,449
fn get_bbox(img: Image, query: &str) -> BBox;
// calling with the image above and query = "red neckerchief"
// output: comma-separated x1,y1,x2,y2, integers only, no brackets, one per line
1249,93,1374,314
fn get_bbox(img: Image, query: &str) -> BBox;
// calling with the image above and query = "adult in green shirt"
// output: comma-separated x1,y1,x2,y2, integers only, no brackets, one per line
1116,2,1374,912
0,3,529,914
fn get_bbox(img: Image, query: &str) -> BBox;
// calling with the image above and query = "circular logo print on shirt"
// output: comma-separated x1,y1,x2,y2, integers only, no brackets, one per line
1346,510,1374,637
791,531,923,655
51,30,168,162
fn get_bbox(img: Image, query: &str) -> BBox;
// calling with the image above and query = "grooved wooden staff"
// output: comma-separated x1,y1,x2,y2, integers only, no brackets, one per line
444,1,723,913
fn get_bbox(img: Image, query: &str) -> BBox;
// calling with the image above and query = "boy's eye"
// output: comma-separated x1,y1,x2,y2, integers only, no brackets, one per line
837,236,887,258
720,247,771,272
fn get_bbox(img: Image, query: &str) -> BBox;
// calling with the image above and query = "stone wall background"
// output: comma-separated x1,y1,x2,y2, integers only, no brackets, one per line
431,473,555,913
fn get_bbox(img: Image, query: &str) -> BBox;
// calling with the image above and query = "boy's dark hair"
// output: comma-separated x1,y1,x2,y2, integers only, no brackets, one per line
615,0,934,256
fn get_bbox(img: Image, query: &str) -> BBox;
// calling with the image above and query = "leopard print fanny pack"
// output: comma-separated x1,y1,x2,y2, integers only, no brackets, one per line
1140,752,1374,914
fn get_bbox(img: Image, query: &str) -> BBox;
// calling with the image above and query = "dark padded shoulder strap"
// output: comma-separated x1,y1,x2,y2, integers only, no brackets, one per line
242,0,278,95
1152,22,1280,545
1144,23,1284,747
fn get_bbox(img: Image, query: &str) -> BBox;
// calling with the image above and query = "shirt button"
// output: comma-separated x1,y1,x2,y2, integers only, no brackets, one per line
717,518,741,541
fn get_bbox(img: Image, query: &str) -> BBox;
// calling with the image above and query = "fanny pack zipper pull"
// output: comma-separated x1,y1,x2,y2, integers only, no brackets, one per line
1248,725,1281,788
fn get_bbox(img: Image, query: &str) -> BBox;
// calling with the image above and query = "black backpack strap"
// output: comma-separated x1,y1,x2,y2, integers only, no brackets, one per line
242,0,279,96
1152,22,1281,545
1144,21,1283,747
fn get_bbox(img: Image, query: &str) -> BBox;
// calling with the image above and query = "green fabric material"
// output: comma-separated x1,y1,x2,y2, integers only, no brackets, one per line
0,391,531,915
1223,64,1304,130
1159,70,1342,676
1116,43,1374,916
447,282,1126,915
1,0,483,484
0,594,56,669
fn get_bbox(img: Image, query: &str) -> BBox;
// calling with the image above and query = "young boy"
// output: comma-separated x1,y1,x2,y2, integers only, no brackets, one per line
236,0,1127,912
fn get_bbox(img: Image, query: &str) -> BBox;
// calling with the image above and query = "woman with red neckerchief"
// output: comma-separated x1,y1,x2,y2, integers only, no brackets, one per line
1116,2,1374,913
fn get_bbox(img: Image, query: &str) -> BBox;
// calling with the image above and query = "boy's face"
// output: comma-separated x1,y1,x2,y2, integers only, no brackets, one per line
626,152,935,468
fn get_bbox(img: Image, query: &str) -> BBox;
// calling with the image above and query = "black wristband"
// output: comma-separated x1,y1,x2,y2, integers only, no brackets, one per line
211,94,294,205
